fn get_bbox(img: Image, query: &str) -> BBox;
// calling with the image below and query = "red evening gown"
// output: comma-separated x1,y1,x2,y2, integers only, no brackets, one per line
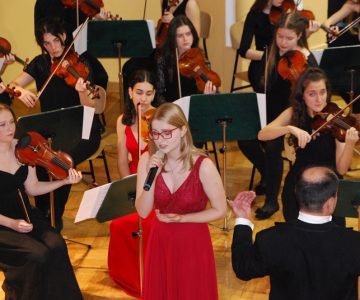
142,155,219,300
108,125,154,298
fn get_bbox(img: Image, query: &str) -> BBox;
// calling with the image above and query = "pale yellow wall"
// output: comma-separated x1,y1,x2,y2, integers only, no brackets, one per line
0,0,328,92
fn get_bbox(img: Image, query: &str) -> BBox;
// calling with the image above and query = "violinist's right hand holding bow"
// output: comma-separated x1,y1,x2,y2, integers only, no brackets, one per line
15,86,38,108
287,125,311,148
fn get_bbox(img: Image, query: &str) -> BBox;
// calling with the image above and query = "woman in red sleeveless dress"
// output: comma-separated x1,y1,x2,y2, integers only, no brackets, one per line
136,103,227,299
108,70,156,297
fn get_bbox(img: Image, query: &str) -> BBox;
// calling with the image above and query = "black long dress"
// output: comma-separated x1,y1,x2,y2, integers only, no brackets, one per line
0,165,83,300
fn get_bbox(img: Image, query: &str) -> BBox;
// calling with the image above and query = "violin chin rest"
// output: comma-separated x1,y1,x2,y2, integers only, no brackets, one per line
16,134,32,149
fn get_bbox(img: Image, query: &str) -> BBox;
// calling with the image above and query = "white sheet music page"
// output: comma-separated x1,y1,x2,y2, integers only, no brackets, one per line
73,22,88,55
82,106,94,139
75,182,112,223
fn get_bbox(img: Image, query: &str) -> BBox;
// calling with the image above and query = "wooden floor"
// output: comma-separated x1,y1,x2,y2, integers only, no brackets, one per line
1,88,360,299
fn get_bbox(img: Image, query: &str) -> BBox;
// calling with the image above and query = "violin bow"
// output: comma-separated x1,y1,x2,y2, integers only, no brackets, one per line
17,189,31,224
310,93,360,139
328,16,360,44
36,17,90,99
175,48,182,98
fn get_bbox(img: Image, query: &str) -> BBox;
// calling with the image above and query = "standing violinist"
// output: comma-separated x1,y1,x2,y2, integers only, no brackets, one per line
258,67,359,221
0,103,83,300
9,16,104,232
156,15,217,104
253,12,318,220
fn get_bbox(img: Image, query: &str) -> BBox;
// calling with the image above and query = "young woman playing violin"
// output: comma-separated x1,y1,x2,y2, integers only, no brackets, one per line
252,12,319,220
108,69,156,298
258,67,359,221
0,104,83,300
156,15,217,103
9,16,105,232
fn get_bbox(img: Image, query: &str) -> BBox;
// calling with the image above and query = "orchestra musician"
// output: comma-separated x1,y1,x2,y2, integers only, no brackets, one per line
108,69,157,297
0,103,83,300
9,16,104,232
156,15,217,104
0,54,15,105
254,12,319,220
258,67,358,222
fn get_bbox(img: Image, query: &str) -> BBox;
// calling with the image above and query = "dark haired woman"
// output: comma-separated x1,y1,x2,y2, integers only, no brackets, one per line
258,67,358,221
9,17,106,232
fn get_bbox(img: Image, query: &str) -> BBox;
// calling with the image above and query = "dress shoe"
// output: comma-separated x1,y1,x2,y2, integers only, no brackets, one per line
255,203,279,220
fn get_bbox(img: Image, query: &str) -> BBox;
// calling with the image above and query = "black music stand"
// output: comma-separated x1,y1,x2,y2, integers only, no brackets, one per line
334,180,360,229
95,174,137,223
87,20,155,109
16,106,93,250
187,93,262,231
312,45,360,106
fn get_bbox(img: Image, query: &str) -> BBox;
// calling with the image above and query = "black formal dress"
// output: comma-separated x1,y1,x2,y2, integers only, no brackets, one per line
232,220,360,300
24,53,102,231
0,165,83,300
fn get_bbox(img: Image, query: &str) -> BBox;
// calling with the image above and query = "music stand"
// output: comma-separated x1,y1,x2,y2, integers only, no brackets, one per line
187,93,262,231
334,179,360,230
312,45,360,105
16,106,92,250
87,20,155,109
96,174,137,223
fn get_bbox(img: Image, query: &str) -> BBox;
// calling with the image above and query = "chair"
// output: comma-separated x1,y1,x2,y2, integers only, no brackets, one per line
82,132,116,183
200,11,212,60
230,20,251,92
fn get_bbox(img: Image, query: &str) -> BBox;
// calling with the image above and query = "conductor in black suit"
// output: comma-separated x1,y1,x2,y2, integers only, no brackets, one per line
230,166,360,300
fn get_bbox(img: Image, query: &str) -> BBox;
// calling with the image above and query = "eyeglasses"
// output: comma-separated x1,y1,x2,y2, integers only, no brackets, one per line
149,128,178,140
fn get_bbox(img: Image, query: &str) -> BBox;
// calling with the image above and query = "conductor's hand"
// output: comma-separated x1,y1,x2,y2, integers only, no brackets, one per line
11,219,33,233
228,191,256,219
155,209,182,223
63,168,82,185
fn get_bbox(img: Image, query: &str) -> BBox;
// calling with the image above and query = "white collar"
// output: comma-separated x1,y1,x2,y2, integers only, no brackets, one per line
298,211,332,224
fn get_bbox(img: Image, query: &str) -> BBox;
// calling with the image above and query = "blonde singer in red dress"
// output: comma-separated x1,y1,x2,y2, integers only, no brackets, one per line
108,69,156,297
136,103,227,299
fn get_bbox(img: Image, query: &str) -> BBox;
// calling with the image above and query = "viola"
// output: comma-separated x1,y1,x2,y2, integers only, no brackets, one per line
312,102,360,142
15,131,95,186
61,0,119,20
156,0,180,48
51,51,106,113
178,48,221,92
141,108,156,143
277,50,307,84
0,37,28,68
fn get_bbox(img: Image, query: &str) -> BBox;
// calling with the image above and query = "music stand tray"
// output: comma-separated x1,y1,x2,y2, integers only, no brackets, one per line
87,20,154,58
96,174,137,223
16,105,84,153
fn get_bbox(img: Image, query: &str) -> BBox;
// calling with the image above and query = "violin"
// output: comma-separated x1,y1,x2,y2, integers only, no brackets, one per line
4,85,21,98
61,0,119,20
0,37,28,68
312,102,360,142
277,50,307,84
15,131,95,186
156,0,180,48
51,51,106,113
141,108,156,143
178,48,221,92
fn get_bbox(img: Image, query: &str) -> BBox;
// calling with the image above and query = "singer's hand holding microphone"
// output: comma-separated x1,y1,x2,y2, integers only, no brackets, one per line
143,150,165,191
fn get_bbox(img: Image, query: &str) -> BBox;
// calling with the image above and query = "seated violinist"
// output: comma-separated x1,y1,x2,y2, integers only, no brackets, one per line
0,104,83,300
258,67,358,222
9,16,105,232
156,15,219,103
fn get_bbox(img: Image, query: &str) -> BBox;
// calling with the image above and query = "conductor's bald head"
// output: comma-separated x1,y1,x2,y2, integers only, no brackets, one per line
295,166,338,214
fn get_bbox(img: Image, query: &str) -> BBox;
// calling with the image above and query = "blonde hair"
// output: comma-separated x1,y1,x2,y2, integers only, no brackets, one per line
148,103,202,170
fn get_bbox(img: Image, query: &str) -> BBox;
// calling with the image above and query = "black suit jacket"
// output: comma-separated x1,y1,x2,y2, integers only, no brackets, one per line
232,220,360,300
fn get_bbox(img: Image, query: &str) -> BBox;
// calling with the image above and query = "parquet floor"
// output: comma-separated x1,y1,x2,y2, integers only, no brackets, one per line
1,88,359,299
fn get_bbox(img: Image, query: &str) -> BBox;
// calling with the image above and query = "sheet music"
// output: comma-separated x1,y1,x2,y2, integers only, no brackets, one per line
73,22,88,55
256,93,267,128
0,58,4,71
75,182,112,223
82,106,95,139
146,20,156,49
225,0,236,48
174,96,191,120
311,49,324,66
